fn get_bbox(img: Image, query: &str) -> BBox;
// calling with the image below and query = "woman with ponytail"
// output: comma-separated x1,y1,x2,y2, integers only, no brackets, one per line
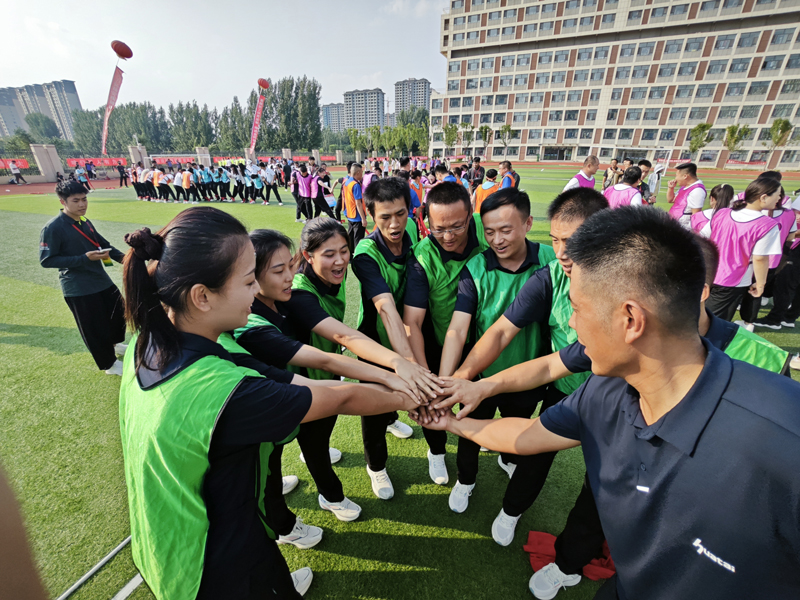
690,183,734,233
700,178,784,324
119,206,421,600
277,217,442,508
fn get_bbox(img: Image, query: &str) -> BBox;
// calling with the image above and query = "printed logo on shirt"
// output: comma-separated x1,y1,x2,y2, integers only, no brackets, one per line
40,242,49,249
692,539,736,574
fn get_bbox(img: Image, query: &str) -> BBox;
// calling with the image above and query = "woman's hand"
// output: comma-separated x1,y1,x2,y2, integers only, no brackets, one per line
382,373,421,404
409,405,452,430
433,377,489,419
391,358,444,401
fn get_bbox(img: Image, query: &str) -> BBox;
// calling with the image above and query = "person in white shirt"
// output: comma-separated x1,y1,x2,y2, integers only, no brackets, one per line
562,155,600,192
603,167,644,208
9,161,29,185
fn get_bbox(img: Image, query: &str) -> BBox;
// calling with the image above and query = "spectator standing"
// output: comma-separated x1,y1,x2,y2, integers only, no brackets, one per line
9,160,28,185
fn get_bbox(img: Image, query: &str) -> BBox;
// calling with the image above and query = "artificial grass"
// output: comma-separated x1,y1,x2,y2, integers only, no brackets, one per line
0,168,797,600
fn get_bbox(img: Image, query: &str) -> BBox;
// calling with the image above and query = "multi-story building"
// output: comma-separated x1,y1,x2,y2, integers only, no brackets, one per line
344,88,386,131
431,0,800,169
395,78,432,114
321,102,346,133
0,80,82,141
386,112,397,127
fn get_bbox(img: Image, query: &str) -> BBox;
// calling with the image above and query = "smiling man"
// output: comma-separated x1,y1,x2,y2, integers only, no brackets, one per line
423,207,800,600
438,188,555,531
39,180,128,375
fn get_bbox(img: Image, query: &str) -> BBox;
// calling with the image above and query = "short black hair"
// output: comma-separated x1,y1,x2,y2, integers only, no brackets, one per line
486,168,498,179
480,187,531,219
638,159,652,169
500,160,512,170
426,181,471,213
547,188,609,222
695,236,719,287
568,206,705,336
434,164,449,176
622,166,642,185
399,157,410,168
473,157,481,163
250,229,294,279
410,169,422,179
676,162,698,178
56,180,87,200
363,177,411,217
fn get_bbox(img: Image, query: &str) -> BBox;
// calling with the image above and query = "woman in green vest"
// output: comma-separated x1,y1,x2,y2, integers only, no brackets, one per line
235,228,418,545
119,207,420,600
276,218,442,521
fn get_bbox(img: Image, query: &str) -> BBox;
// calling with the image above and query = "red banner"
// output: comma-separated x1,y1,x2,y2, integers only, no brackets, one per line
67,157,127,167
0,158,30,169
320,155,336,161
726,160,767,166
101,67,124,156
250,94,265,154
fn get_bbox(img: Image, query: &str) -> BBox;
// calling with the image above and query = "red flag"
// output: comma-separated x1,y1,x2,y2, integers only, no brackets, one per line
250,93,265,153
101,67,124,156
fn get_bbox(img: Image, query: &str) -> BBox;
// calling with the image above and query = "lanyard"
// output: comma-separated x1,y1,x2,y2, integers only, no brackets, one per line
72,221,102,249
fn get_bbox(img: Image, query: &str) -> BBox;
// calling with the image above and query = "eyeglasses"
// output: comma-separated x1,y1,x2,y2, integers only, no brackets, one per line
429,220,469,238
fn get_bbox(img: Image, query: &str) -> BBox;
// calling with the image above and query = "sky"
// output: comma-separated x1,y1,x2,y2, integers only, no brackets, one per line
5,0,449,113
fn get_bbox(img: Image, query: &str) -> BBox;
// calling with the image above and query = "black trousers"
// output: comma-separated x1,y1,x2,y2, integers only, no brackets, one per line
64,285,126,370
764,244,800,323
312,194,335,218
145,181,156,198
334,195,343,221
296,415,344,502
218,181,229,198
118,173,128,187
187,186,201,202
554,473,606,576
347,220,366,251
299,196,312,219
13,173,28,184
706,284,750,322
253,186,266,201
361,411,399,472
263,444,298,537
175,186,186,201
265,183,281,202
159,184,176,201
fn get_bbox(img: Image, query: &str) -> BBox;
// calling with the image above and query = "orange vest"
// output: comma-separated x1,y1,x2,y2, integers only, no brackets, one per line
182,172,192,188
153,171,161,186
343,178,365,220
410,180,424,205
474,182,500,213
502,173,516,189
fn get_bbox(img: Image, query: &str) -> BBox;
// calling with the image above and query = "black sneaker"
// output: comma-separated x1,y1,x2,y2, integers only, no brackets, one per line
753,318,782,330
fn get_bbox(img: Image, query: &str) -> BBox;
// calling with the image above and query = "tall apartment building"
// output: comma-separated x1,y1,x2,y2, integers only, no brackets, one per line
386,112,397,127
431,0,800,169
0,80,82,141
395,78,432,113
321,102,346,132
343,88,385,131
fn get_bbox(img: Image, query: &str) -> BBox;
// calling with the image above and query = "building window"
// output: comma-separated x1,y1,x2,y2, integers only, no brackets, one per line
468,14,481,23
516,93,529,104
601,13,615,24
504,8,517,17
726,82,746,96
493,113,506,123
433,133,443,142
632,66,649,79
480,77,493,89
565,129,578,139
628,10,642,20
487,28,500,38
577,49,592,62
574,69,589,82
543,129,557,139
566,0,580,8
644,108,661,120
466,78,478,90
627,108,642,120
552,71,566,84
685,37,704,52
523,24,537,33
564,18,578,28
549,110,563,121
452,0,464,7
762,55,785,70
660,129,678,141
496,94,509,105
620,44,636,58
671,4,689,14
595,47,610,61
431,116,442,126
611,88,623,101
568,91,582,102
782,79,800,94
786,54,800,69
432,99,443,109
773,28,796,45
649,86,667,99
773,104,795,118
536,73,550,84
579,128,593,139
531,92,545,103
468,59,480,71
580,16,594,26
449,61,461,73
528,111,542,122
607,108,619,120
670,107,687,120
718,106,738,118
541,21,555,31
450,98,461,108
639,42,655,56
642,129,658,140
618,129,632,140
552,91,566,102
555,50,569,64
454,17,466,25
577,146,591,157
604,129,617,140
500,75,513,87
448,80,460,91
586,109,597,121
480,114,492,123
514,74,529,86
528,129,542,139
749,81,769,95
488,10,501,20
652,7,668,17
678,62,697,76
463,97,474,107
738,32,758,49
659,64,677,77
517,54,531,66
467,31,479,40
700,0,719,11
481,95,494,106
631,87,647,100
513,112,526,123
502,26,515,35
715,34,736,50
539,52,553,65
590,68,605,82
699,150,718,163
697,84,715,98
543,2,557,13
566,110,579,121
708,60,728,74
449,115,460,124
664,39,683,54
482,58,495,70
781,150,800,163
525,6,539,15
676,85,694,98
616,67,631,80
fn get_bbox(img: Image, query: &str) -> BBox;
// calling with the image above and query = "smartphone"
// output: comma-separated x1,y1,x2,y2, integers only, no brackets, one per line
95,248,112,253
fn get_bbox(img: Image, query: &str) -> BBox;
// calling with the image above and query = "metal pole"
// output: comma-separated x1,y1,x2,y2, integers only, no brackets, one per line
55,536,131,600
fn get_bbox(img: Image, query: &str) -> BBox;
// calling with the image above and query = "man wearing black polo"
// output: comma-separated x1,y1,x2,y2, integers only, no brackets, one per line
421,207,800,599
39,180,127,375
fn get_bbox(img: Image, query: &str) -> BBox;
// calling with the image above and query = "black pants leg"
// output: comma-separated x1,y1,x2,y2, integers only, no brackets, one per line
296,415,344,502
146,181,157,198
164,185,176,201
262,444,298,537
740,268,778,322
361,411,399,472
270,183,282,202
765,245,800,323
119,174,125,187
554,473,607,576
63,285,126,370
347,220,366,250
189,186,201,201
294,192,302,218
299,196,312,219
503,386,561,517
455,398,499,485
313,194,335,218
335,195,343,220
706,284,749,321
255,187,266,201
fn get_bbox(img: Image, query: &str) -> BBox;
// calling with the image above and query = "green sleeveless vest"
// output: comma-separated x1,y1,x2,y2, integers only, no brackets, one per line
354,235,408,348
234,312,278,342
406,217,420,244
467,244,557,377
119,333,266,600
723,326,789,373
290,271,347,380
412,214,489,346
547,259,591,395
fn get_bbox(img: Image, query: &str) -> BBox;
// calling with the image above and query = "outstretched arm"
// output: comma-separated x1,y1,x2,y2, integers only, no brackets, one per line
302,384,418,423
453,315,521,381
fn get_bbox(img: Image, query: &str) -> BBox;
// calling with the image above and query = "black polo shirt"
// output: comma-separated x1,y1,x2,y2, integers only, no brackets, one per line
236,299,304,370
136,332,311,597
351,228,413,342
540,341,800,600
279,266,340,347
502,264,554,329
39,211,125,297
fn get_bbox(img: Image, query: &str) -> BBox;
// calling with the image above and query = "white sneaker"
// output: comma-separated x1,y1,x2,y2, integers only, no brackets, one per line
278,518,323,549
282,475,299,495
498,455,517,479
529,563,581,600
480,446,491,452
318,495,361,522
300,447,342,464
427,449,449,485
492,509,521,546
782,321,795,328
386,420,413,439
114,342,128,356
367,467,394,500
104,359,123,376
279,202,284,206
448,481,474,513
734,320,755,332
291,567,313,596
790,354,800,371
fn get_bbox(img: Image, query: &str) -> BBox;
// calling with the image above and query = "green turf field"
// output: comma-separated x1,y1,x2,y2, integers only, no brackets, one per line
0,167,797,600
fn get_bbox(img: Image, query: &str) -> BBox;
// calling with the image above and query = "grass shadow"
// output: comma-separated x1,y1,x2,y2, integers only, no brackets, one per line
0,323,86,354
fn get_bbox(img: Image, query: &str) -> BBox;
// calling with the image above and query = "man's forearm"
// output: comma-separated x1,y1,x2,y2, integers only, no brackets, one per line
405,321,429,370
447,415,578,455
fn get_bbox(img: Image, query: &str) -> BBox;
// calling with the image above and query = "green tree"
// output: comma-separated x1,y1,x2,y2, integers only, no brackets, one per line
71,108,103,155
460,121,475,151
169,101,214,151
366,125,382,155
442,123,460,151
274,78,299,149
723,124,751,156
215,96,249,154
688,123,714,160
496,124,513,156
4,129,36,154
295,77,322,150
477,124,493,155
413,125,429,155
397,106,430,132
762,118,794,165
347,128,367,153
24,113,61,142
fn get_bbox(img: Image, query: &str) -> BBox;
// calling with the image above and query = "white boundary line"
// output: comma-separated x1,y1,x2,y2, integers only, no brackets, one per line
55,537,131,600
111,574,143,600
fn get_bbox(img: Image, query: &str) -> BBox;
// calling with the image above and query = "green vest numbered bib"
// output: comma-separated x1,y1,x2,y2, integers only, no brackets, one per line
723,326,789,373
548,259,591,395
467,244,556,377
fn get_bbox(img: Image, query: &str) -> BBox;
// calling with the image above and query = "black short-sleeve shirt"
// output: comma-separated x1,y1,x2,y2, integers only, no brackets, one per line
540,341,800,600
278,267,339,346
236,299,305,370
502,265,554,329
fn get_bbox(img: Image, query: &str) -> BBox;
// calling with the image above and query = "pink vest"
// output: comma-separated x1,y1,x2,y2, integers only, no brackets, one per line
575,171,595,188
669,181,706,220
362,172,375,191
296,173,312,197
603,185,639,209
709,208,779,287
768,208,796,268
690,208,713,233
